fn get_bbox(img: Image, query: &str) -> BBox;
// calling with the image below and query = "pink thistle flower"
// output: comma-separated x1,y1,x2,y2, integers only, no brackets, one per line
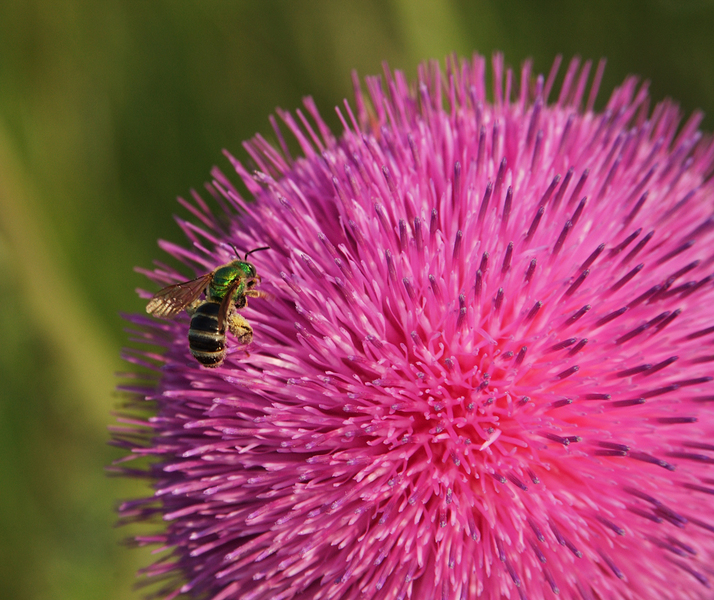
117,54,714,600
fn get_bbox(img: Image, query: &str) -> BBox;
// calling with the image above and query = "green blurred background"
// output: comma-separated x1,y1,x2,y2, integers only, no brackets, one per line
1,1,713,598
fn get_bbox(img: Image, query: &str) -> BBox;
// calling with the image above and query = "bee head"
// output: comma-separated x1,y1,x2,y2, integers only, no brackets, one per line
227,246,269,283
243,263,257,280
241,246,270,281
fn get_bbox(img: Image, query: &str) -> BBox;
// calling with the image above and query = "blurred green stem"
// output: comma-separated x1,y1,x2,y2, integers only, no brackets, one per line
0,122,119,428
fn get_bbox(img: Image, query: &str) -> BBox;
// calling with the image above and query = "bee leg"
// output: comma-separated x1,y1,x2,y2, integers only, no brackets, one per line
185,300,202,316
245,290,273,300
227,311,254,346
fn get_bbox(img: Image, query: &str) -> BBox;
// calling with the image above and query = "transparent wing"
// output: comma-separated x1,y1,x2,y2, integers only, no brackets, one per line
217,280,243,331
146,273,213,319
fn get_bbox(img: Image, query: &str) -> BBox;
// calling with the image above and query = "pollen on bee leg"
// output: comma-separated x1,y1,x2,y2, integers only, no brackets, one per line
245,290,272,301
227,312,254,345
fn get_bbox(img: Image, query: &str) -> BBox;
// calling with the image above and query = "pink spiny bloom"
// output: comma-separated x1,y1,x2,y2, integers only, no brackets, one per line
117,54,714,600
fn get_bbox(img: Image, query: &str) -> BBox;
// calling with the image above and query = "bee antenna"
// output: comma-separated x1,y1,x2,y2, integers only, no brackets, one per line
244,246,271,261
229,244,241,259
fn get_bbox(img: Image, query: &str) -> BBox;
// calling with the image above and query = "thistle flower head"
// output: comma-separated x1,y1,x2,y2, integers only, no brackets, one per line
119,54,714,599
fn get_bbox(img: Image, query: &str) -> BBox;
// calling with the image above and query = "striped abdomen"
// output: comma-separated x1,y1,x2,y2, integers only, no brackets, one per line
188,301,226,367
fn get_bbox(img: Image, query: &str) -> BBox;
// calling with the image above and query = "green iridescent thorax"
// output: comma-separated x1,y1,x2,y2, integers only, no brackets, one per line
207,260,256,301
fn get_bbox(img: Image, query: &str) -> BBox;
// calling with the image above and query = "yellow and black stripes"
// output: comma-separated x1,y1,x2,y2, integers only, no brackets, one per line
188,302,226,367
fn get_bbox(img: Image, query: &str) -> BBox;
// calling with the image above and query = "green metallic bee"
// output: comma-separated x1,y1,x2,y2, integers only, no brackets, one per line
146,247,270,367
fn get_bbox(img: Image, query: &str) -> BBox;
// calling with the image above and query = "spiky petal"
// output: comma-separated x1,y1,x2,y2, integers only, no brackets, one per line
118,54,714,600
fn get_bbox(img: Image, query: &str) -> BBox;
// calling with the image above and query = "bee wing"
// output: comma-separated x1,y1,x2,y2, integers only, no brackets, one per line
217,279,243,332
146,273,213,319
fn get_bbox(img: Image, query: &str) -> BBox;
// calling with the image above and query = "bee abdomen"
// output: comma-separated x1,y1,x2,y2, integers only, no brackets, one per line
188,302,226,367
